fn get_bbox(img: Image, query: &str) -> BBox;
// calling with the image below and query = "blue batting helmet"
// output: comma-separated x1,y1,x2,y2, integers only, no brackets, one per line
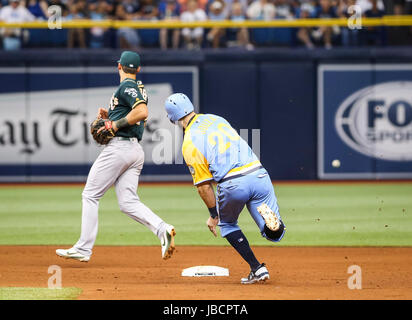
165,93,194,123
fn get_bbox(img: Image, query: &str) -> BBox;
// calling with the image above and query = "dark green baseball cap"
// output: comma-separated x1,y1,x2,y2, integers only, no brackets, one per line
117,51,141,69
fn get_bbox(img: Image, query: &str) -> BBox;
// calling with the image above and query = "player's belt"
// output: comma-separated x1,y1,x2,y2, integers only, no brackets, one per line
219,161,263,184
113,137,138,142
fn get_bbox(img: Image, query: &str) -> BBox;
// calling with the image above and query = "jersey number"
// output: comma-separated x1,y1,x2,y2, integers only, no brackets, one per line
208,123,240,154
109,95,118,111
137,81,148,102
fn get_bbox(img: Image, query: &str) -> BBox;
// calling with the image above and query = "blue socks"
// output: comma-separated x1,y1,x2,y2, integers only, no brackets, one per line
225,230,261,272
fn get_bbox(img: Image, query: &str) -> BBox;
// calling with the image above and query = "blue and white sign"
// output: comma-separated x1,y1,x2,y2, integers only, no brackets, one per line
0,66,198,182
318,64,412,179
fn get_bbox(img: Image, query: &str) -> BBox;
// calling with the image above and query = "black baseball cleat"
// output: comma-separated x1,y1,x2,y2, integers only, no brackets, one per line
241,263,270,284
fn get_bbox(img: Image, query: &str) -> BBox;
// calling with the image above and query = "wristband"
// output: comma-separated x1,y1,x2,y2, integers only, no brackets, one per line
104,120,113,130
208,206,218,219
114,117,129,130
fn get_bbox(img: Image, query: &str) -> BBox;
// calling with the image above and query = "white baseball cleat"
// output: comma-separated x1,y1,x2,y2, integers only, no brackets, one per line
241,263,270,284
56,247,90,262
161,225,176,260
257,203,280,231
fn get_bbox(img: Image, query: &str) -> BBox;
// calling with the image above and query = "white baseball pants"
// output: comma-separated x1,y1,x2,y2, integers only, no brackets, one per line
74,138,168,257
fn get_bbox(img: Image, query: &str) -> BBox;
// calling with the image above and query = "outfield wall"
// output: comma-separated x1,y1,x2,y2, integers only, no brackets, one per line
0,48,412,182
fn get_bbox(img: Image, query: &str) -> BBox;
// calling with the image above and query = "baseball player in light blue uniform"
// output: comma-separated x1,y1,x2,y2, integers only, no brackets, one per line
165,93,285,284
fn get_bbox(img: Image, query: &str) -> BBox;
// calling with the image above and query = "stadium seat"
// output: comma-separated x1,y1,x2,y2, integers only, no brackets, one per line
271,28,293,45
138,29,160,48
27,29,67,48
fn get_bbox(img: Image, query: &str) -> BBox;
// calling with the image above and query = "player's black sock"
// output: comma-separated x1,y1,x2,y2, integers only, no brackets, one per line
225,230,261,272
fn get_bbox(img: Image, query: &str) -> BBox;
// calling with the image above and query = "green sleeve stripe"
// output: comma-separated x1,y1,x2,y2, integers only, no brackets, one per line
132,100,146,109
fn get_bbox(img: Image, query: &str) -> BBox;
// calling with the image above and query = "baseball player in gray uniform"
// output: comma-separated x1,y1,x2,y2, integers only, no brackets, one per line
56,51,176,262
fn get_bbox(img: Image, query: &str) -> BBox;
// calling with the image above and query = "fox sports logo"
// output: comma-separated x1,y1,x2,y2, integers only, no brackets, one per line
335,81,412,161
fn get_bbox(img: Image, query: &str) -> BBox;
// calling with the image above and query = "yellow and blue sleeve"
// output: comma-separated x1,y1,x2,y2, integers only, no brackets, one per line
182,133,213,185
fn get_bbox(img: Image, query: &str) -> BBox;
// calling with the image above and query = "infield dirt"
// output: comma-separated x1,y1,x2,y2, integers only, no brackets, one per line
0,246,411,300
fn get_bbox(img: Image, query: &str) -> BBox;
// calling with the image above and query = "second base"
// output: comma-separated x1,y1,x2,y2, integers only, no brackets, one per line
181,266,229,277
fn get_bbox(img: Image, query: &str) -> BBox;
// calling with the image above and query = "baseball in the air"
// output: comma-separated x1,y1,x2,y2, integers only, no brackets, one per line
332,159,341,168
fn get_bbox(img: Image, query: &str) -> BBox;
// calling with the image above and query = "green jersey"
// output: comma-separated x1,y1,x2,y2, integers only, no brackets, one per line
108,78,148,141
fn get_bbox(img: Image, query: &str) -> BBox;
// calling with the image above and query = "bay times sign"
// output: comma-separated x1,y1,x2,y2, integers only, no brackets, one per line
0,67,198,181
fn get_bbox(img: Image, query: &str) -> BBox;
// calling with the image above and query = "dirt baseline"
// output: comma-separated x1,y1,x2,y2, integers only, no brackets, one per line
1,246,411,300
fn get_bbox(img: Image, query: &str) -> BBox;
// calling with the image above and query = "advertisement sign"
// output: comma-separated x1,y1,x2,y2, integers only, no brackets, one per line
318,64,412,179
0,67,198,182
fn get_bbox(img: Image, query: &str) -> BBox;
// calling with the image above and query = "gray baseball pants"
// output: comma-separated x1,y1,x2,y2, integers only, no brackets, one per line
74,138,168,257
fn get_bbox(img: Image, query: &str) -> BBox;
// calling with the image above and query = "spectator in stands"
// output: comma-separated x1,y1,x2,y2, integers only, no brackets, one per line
206,0,226,48
296,2,315,49
247,0,276,20
405,0,412,14
387,0,411,45
356,0,384,12
178,0,208,12
364,0,385,17
66,0,87,48
69,0,88,17
289,0,303,16
246,0,275,47
115,0,140,48
274,0,293,19
104,0,115,17
136,0,159,47
228,1,253,49
26,0,48,19
159,0,181,49
312,0,339,49
0,0,35,50
46,0,69,18
223,0,248,17
88,0,110,48
118,0,140,17
137,0,158,20
361,0,386,46
180,0,207,50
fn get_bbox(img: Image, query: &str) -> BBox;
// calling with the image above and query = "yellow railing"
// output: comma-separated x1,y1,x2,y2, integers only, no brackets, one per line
0,16,411,29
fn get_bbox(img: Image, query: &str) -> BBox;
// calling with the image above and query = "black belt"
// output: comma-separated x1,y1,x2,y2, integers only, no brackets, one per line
218,165,263,184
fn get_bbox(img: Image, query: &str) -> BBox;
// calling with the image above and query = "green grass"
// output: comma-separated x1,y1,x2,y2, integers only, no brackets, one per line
0,287,82,300
0,183,411,246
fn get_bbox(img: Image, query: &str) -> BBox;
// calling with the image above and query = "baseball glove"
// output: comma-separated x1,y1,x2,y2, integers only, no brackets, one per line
90,118,115,145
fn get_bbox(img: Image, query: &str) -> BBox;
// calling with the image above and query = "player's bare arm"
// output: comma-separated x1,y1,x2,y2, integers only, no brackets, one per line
113,103,148,131
97,102,148,133
196,181,219,237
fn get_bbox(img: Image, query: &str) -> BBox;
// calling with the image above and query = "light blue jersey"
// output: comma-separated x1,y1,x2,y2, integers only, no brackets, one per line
182,114,261,185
